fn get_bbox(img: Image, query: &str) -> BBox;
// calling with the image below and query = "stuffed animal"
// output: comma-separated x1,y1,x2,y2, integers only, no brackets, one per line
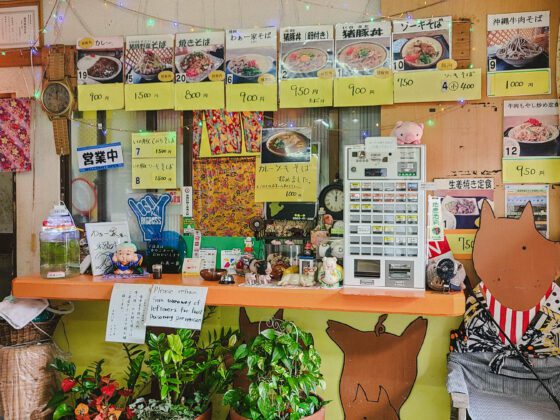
318,257,342,288
390,121,424,145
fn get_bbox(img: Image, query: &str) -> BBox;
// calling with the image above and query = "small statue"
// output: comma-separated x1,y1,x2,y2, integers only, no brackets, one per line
318,257,342,288
390,121,424,145
111,242,143,275
278,266,317,287
245,272,257,285
236,237,255,275
249,259,272,285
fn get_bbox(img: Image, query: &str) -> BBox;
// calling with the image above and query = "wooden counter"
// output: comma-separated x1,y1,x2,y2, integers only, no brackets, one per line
12,274,464,316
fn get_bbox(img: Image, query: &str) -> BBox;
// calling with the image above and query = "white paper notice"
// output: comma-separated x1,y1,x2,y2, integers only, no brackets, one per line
364,136,398,155
146,285,208,330
106,283,151,344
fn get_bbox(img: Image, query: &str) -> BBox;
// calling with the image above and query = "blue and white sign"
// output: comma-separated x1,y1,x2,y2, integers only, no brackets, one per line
128,193,171,242
77,142,124,173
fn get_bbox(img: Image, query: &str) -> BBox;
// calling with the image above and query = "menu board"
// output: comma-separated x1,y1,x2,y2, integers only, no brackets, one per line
333,21,393,107
503,99,559,158
392,16,452,72
225,27,277,111
487,11,551,96
76,37,124,111
175,31,225,110
125,35,174,110
279,25,334,108
131,131,177,189
505,184,549,237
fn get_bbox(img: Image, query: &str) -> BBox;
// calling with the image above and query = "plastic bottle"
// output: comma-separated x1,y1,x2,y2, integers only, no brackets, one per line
39,202,80,279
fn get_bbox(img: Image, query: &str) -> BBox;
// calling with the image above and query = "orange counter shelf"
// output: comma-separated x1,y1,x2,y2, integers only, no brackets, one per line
12,274,465,316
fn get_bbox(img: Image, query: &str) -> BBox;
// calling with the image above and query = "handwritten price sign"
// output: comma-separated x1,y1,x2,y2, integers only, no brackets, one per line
393,68,482,103
279,78,333,108
487,69,551,97
225,83,277,111
125,83,174,111
175,81,224,110
334,76,393,107
78,84,124,111
445,229,477,259
502,158,560,183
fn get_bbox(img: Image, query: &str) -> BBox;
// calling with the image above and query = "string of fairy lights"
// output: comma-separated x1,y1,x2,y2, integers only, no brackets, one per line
5,0,475,137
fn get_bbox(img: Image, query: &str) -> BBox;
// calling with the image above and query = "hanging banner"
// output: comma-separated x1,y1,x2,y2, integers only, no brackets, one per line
487,11,551,97
333,21,394,107
392,16,452,72
76,37,124,111
225,27,277,111
125,35,175,110
174,31,225,110
279,25,334,108
131,131,177,189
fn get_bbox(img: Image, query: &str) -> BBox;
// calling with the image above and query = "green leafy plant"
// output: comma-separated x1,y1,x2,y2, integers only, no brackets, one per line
138,327,240,419
48,344,149,420
223,320,327,419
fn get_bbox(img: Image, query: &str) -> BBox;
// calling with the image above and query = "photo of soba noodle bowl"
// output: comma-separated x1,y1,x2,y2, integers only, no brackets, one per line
336,41,388,74
506,118,560,156
496,36,543,67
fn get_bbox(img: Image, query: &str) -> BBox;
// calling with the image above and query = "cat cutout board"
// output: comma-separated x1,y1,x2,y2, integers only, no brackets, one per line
473,201,560,311
326,315,427,420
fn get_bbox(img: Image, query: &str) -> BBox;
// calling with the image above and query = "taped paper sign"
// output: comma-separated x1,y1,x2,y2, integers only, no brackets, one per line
77,142,124,172
131,131,177,189
106,283,151,344
146,285,208,330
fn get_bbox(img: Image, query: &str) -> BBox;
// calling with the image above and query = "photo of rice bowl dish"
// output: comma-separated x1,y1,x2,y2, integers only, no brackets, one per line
401,36,443,68
337,41,387,72
283,47,329,74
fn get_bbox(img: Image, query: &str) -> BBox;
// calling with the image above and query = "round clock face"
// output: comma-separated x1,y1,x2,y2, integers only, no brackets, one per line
324,188,344,213
42,82,71,115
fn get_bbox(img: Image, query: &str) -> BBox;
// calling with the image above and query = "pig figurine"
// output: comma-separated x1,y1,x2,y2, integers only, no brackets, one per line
390,121,424,145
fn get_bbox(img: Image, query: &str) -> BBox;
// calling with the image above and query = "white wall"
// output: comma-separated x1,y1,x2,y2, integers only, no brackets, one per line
9,0,380,275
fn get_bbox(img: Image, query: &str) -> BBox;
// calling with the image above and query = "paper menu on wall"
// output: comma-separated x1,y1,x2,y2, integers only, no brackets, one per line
199,248,217,270
106,283,151,344
131,131,177,189
85,221,131,276
146,285,207,330
505,184,549,238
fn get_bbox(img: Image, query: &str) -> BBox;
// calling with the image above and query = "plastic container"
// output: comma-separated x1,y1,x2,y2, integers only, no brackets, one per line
39,203,80,279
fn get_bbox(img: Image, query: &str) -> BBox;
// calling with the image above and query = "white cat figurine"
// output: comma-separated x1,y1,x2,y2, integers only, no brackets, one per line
318,257,342,288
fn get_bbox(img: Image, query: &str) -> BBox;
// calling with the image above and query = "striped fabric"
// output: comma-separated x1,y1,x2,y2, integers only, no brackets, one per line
479,282,553,344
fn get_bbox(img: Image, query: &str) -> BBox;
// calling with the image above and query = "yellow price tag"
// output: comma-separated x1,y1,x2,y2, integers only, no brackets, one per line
279,78,333,108
487,69,551,97
445,229,477,259
78,37,94,49
375,68,392,78
77,84,124,111
334,76,393,107
318,69,335,79
225,83,277,112
502,158,560,183
209,71,225,82
158,70,174,82
436,59,458,71
175,81,224,111
393,68,482,103
125,83,174,111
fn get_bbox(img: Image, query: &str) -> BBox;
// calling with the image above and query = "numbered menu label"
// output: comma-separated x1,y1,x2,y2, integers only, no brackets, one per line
445,229,476,259
487,11,551,97
175,31,225,110
131,131,177,189
76,37,124,111
225,27,277,111
125,35,174,110
393,68,481,103
502,158,560,184
280,25,334,108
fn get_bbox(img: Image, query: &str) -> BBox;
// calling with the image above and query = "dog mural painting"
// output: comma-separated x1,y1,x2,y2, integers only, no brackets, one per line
326,314,428,419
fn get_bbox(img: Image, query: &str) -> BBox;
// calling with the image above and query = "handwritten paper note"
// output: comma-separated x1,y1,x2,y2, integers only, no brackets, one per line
146,285,208,330
85,222,130,276
106,283,151,344
131,131,177,189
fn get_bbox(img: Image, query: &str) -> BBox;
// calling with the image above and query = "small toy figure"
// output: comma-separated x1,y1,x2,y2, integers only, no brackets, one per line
318,257,342,288
111,242,143,275
278,266,317,287
390,121,424,145
245,272,257,285
249,259,272,285
236,237,255,275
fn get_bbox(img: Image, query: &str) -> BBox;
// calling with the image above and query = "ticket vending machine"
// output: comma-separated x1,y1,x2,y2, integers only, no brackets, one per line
343,142,426,290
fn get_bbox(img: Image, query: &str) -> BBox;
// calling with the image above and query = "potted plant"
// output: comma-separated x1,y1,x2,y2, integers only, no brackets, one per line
131,328,240,420
48,344,149,419
224,320,328,419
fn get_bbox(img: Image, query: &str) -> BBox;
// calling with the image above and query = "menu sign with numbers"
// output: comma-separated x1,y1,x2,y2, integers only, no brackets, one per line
131,131,177,189
76,37,124,111
225,27,277,111
392,16,452,72
279,25,334,108
487,11,551,97
334,21,393,107
175,31,225,110
125,35,175,110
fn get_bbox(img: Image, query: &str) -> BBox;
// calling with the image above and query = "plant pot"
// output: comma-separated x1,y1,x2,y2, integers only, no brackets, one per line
195,407,212,420
230,406,325,420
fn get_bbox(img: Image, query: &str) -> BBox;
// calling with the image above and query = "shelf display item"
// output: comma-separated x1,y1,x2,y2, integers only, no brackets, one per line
344,141,426,290
318,181,344,221
390,121,424,145
39,203,80,279
111,242,143,275
278,265,317,287
318,257,342,288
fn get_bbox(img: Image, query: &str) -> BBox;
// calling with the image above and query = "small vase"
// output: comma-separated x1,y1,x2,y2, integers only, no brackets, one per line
230,407,325,420
195,406,212,420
